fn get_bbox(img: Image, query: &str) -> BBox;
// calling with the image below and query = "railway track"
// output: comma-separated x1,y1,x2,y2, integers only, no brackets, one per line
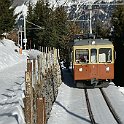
84,88,123,124
100,88,123,124
84,89,96,124
69,70,123,124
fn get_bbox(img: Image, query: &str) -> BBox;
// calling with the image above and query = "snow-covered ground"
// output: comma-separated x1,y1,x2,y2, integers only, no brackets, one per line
0,38,27,124
0,38,124,124
0,38,41,124
0,39,25,71
47,70,124,124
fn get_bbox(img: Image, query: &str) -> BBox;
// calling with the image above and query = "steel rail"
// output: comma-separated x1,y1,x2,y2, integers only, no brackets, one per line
84,89,96,124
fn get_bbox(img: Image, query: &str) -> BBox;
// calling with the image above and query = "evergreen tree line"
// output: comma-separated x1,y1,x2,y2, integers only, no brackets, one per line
0,0,17,36
26,0,81,50
0,0,80,51
111,4,124,46
26,0,67,49
111,4,124,86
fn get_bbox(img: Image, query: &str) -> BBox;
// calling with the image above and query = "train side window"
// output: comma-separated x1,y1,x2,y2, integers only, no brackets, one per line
99,48,112,63
75,49,89,64
91,49,97,63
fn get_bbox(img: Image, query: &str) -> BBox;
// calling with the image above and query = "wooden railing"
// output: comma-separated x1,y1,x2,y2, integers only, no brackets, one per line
23,48,62,124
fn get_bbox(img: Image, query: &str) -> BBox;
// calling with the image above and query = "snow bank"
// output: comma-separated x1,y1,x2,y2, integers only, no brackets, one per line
0,38,27,124
118,87,124,95
23,49,41,59
0,39,25,71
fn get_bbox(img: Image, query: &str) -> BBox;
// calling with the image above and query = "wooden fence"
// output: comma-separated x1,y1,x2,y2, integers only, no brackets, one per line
23,47,62,124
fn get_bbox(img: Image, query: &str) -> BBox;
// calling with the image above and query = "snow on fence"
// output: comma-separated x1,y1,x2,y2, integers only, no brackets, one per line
23,47,62,124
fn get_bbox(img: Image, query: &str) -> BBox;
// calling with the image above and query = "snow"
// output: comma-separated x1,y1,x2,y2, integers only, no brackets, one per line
0,0,122,123
0,38,41,124
118,87,124,95
14,4,28,21
0,39,25,71
48,0,114,7
0,37,124,123
47,83,90,124
47,70,124,124
14,0,115,17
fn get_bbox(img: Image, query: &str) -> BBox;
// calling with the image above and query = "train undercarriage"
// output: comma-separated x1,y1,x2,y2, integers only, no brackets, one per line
74,79,110,88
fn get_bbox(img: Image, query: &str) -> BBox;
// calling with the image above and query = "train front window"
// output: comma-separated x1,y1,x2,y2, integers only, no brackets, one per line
91,49,97,63
75,49,89,64
99,48,112,63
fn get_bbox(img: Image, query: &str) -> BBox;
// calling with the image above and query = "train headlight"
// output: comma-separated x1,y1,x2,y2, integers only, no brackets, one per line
106,67,110,72
92,41,96,45
79,68,83,72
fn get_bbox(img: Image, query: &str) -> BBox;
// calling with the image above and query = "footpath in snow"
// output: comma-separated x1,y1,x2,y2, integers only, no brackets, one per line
0,61,26,124
47,69,91,124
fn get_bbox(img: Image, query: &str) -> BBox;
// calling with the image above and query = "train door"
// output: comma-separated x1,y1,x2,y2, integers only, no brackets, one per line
90,48,98,82
98,48,114,79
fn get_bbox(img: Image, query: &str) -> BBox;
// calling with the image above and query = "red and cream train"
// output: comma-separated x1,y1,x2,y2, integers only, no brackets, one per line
71,38,114,88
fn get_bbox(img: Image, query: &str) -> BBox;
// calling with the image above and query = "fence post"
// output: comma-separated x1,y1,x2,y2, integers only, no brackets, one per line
33,59,36,85
36,97,46,124
24,59,34,124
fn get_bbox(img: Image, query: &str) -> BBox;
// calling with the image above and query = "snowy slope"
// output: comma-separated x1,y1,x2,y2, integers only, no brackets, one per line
0,39,27,124
0,39,41,124
0,39,27,71
12,0,115,8
13,0,115,28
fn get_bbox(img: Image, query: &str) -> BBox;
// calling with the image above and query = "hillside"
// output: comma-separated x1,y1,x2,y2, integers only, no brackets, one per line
12,0,116,35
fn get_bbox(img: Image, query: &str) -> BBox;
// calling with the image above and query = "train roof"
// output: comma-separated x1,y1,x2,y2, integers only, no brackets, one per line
73,39,113,46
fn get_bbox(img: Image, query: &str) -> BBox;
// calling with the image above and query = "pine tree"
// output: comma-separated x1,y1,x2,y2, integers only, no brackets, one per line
111,3,124,86
67,22,81,41
111,4,124,45
53,6,69,49
94,20,110,38
27,1,71,50
27,0,54,48
0,0,16,35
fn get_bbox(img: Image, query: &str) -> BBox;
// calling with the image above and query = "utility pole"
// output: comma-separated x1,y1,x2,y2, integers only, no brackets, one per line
18,25,23,54
23,15,27,50
22,4,27,50
20,25,23,50
67,2,124,35
89,5,92,34
18,28,20,46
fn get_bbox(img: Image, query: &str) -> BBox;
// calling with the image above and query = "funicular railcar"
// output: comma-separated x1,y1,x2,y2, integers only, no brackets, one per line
72,38,114,88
